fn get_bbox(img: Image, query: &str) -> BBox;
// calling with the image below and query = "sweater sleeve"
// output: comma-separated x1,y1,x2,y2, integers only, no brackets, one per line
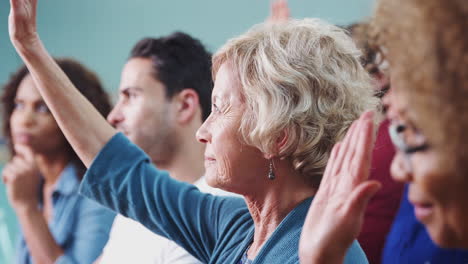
79,133,246,262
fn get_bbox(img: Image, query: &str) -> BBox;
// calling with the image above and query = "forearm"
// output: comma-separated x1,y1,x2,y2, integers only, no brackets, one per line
15,206,64,264
13,38,116,167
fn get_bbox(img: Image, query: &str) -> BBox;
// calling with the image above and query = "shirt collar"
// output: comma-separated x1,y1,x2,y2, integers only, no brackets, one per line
52,163,80,196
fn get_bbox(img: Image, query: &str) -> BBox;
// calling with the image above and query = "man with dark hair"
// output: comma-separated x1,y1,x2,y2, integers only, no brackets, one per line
98,32,231,264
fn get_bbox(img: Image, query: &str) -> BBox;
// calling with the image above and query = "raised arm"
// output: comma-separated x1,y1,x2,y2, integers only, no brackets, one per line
299,111,380,264
8,0,116,167
267,0,290,23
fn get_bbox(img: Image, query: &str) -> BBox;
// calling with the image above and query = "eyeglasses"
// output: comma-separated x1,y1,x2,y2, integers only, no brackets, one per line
389,123,429,172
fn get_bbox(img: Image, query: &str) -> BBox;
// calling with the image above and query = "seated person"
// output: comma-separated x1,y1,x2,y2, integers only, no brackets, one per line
1,59,116,264
99,33,236,264
299,0,468,263
8,1,379,262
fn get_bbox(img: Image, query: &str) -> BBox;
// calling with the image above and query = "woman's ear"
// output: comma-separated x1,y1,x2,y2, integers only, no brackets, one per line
263,129,289,159
276,129,289,151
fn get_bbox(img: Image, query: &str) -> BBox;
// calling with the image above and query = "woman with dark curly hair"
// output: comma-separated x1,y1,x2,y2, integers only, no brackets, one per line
1,58,116,264
299,0,468,263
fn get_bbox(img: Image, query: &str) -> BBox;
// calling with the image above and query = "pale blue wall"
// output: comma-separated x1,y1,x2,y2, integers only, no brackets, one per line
1,0,375,90
0,0,375,261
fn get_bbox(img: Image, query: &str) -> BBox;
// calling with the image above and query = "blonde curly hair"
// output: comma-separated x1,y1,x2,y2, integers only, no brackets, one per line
213,19,379,186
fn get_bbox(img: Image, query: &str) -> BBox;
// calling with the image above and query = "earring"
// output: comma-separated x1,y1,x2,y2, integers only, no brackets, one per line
268,159,275,180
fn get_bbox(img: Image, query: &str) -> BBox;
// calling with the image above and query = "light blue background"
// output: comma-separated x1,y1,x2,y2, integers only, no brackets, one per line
0,1,374,262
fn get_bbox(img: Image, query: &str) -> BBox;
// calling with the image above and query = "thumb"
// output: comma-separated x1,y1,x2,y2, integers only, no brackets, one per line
347,180,381,214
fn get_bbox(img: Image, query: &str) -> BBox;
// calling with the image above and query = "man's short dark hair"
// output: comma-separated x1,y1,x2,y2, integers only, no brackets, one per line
130,32,212,121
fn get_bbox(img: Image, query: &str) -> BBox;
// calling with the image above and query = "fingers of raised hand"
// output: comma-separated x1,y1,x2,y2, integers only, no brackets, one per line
351,112,376,183
9,0,38,42
331,120,358,176
270,0,289,22
10,0,37,14
345,180,381,220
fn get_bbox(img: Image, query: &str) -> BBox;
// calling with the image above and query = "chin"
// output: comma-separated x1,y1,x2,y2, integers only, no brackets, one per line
426,222,465,248
204,171,237,193
205,173,221,188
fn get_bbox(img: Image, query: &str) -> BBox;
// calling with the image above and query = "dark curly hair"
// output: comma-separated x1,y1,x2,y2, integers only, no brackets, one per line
372,0,468,176
1,58,111,178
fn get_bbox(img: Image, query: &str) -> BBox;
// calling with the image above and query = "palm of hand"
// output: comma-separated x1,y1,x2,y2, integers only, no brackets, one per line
9,0,38,43
299,111,381,263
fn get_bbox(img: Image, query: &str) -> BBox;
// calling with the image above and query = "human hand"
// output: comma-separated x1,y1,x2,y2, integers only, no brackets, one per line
299,111,381,264
2,144,41,212
267,0,290,23
9,0,40,51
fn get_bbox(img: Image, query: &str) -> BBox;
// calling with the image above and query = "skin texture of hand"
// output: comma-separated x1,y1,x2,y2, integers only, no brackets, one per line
299,111,381,264
2,144,41,212
268,0,290,23
9,0,40,51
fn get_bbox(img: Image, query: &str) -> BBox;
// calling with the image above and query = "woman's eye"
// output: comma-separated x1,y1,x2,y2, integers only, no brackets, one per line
13,102,24,110
212,103,220,113
128,92,137,99
36,104,50,113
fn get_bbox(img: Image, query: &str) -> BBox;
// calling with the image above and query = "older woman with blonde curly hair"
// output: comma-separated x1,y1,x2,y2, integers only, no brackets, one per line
8,0,378,263
299,0,468,263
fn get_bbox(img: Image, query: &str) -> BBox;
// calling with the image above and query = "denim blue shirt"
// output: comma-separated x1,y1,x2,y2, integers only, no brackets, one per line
16,164,115,264
382,185,468,264
79,133,368,264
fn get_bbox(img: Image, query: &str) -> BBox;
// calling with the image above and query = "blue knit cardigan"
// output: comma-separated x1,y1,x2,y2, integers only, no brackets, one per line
79,133,368,264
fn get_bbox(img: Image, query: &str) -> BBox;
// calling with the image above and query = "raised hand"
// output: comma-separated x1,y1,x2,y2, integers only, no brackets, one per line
9,0,39,49
2,144,41,212
299,111,381,264
267,0,290,23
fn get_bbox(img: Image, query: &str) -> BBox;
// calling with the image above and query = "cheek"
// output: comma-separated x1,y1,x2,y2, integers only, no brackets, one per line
9,114,19,133
220,149,242,178
412,154,447,195
122,105,141,126
41,118,66,142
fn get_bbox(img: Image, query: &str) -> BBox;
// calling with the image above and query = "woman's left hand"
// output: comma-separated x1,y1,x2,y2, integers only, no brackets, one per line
9,0,39,51
2,145,41,211
299,111,381,264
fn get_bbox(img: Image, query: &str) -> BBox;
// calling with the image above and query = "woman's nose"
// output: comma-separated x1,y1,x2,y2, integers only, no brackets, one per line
196,120,211,144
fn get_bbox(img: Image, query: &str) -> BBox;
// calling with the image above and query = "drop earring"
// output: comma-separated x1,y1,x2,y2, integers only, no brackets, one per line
268,159,275,180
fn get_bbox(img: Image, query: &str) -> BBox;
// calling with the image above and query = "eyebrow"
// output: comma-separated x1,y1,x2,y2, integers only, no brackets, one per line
120,86,144,94
14,97,46,104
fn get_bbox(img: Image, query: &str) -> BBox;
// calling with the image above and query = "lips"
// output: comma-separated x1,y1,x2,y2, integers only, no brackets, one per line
12,132,33,144
204,155,216,167
410,200,434,222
